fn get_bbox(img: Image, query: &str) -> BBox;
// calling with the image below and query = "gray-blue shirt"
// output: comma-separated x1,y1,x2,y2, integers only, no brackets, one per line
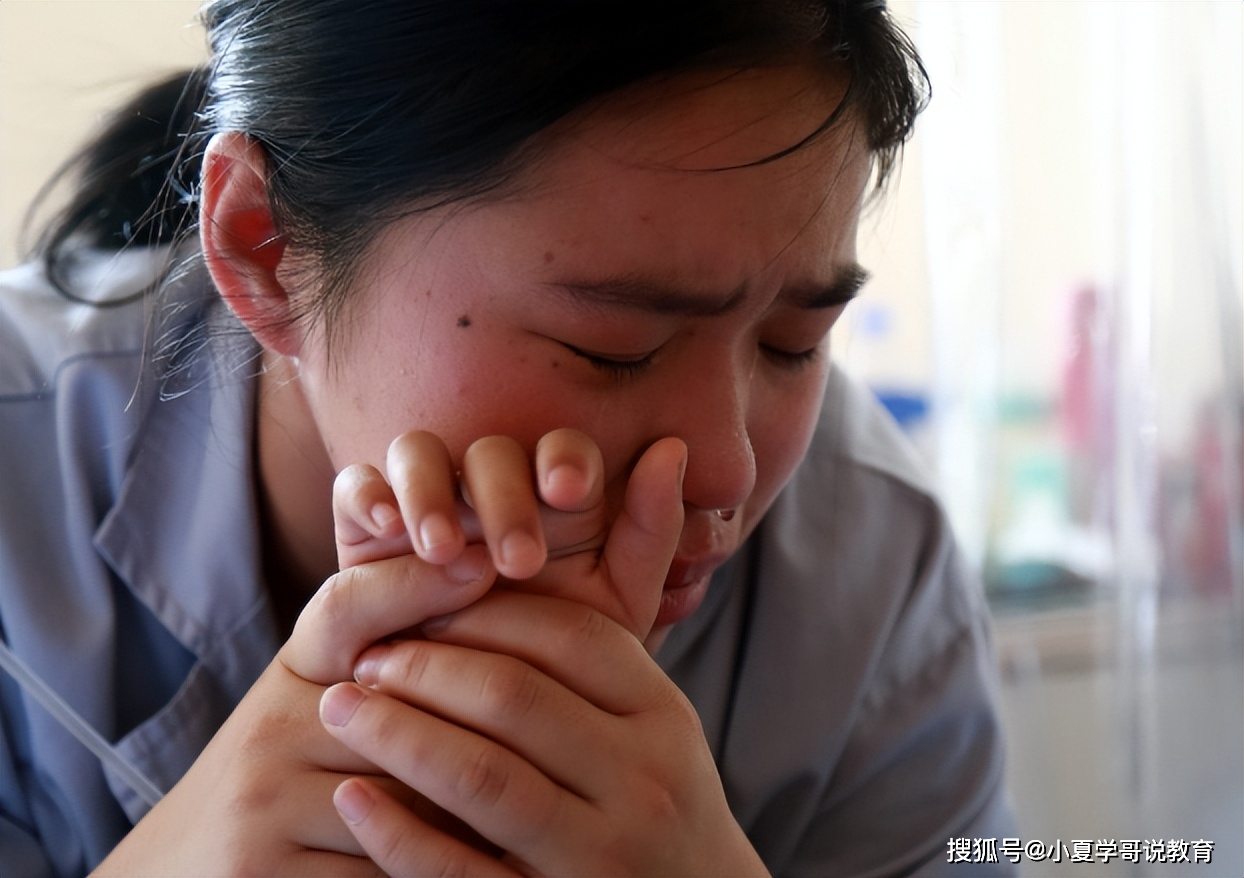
0,251,1016,876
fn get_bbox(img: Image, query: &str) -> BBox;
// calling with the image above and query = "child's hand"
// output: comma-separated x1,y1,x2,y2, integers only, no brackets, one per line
318,428,767,877
330,426,680,640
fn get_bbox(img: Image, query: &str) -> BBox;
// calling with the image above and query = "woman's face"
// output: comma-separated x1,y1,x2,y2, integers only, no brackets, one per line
293,63,872,635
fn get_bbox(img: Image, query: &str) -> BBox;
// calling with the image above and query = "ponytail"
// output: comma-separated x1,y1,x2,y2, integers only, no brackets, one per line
24,67,208,305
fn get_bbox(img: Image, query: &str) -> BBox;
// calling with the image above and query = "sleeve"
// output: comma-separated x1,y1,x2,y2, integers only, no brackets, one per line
782,508,1020,878
0,820,56,878
0,681,60,878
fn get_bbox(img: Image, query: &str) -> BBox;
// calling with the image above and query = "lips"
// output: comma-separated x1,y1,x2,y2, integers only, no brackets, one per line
655,551,731,627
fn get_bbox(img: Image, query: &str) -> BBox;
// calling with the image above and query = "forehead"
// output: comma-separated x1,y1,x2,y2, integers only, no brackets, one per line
553,61,856,172
351,62,870,311
482,63,871,281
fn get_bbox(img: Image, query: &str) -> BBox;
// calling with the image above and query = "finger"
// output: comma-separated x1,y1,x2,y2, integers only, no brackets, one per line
333,777,524,878
599,437,687,637
351,639,610,797
281,546,496,684
321,682,597,872
534,428,604,513
387,431,468,566
416,591,671,716
461,435,546,580
534,428,611,560
363,775,504,857
333,463,412,569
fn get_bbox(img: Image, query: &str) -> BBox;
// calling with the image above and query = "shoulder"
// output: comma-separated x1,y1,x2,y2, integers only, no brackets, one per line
0,250,168,399
808,363,936,499
0,248,224,547
732,368,1015,874
767,364,985,693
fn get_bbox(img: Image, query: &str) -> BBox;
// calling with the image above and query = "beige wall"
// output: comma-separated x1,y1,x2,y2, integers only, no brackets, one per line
0,0,205,267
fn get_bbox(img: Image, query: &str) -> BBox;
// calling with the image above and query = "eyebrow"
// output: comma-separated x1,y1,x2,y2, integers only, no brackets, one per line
546,264,871,317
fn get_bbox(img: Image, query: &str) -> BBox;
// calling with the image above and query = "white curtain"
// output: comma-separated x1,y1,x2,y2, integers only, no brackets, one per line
855,2,1244,872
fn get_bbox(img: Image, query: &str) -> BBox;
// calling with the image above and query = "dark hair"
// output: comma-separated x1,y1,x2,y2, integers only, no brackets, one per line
32,0,928,316
24,68,209,305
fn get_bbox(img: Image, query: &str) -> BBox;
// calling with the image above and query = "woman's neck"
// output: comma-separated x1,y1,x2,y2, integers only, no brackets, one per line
253,351,339,636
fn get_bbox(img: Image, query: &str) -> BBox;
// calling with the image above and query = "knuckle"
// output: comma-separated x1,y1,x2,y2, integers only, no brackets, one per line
384,640,434,692
371,823,431,878
476,658,541,724
426,849,470,878
663,686,702,728
367,699,408,754
457,744,510,808
631,775,681,824
569,601,609,645
504,784,563,851
309,568,357,630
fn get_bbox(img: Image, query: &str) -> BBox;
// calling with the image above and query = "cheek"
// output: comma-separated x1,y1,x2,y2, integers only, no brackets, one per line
320,332,604,471
749,370,830,505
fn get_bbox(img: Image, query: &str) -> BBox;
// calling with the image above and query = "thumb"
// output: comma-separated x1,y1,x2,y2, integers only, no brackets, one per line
601,437,687,640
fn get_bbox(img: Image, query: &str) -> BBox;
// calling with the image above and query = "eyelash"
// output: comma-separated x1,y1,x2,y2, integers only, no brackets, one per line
762,344,822,370
563,345,658,379
565,342,822,379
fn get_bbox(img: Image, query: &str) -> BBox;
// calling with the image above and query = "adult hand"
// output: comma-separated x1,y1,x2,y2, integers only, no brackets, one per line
91,452,509,874
321,430,771,876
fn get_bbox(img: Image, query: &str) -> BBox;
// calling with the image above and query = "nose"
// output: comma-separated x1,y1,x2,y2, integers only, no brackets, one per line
666,364,757,515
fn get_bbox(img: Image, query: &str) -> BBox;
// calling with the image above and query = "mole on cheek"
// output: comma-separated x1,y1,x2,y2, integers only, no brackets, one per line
543,250,555,264
456,315,472,328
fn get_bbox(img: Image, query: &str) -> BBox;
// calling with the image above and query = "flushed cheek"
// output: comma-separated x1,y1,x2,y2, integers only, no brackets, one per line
741,382,828,525
336,335,618,472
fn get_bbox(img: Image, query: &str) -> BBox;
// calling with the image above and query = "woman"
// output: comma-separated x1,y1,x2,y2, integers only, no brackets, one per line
0,1,1016,874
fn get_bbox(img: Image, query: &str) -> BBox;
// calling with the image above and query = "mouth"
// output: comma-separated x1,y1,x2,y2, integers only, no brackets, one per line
655,553,730,627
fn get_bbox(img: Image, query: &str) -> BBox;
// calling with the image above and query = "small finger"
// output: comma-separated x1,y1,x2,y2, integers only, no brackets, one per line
388,431,467,566
461,435,545,580
534,428,604,513
333,464,411,569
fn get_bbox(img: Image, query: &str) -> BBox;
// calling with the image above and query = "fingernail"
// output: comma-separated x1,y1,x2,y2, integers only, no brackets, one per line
545,462,583,496
420,613,452,636
447,543,489,583
370,502,400,534
334,779,374,825
418,512,456,556
500,531,542,576
354,652,383,688
320,683,365,727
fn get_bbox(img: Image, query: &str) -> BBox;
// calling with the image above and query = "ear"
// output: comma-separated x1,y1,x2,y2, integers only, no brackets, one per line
200,132,302,356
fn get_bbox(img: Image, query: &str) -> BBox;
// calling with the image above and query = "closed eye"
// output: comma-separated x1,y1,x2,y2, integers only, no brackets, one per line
561,342,658,379
761,343,823,370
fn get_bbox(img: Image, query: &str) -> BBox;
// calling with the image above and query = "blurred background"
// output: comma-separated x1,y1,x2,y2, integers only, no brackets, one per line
2,2,1241,875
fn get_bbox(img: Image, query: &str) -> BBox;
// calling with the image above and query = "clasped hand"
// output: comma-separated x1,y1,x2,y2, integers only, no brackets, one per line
96,429,767,877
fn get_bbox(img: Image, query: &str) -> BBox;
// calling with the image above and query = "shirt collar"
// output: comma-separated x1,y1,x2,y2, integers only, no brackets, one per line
93,293,280,684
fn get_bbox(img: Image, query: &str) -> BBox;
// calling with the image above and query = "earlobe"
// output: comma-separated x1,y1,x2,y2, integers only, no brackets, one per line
200,131,302,356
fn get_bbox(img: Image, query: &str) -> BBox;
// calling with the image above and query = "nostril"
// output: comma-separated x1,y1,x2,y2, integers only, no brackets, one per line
715,508,736,522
